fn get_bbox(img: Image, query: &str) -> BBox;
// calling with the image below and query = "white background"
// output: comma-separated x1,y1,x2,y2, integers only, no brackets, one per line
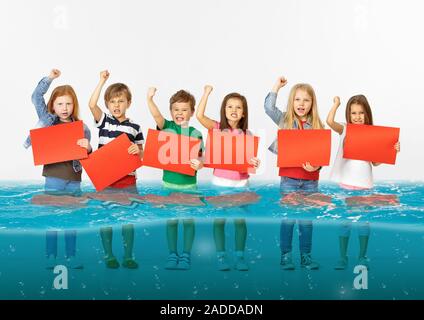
1,0,423,182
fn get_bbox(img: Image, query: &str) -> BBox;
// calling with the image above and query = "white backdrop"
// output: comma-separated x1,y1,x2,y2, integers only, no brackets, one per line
1,0,423,182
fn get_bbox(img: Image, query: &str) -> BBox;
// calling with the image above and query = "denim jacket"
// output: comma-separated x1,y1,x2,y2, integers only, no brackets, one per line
264,92,313,155
24,77,91,173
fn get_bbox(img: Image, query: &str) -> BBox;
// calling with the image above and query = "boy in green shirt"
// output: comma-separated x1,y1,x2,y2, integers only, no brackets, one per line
147,87,204,270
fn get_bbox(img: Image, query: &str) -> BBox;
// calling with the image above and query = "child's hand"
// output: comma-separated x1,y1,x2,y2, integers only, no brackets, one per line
128,143,140,155
190,159,203,171
49,69,61,80
302,162,320,172
204,85,213,95
249,157,261,169
100,70,110,82
333,96,341,108
147,87,157,99
272,76,288,92
394,141,400,153
77,138,89,150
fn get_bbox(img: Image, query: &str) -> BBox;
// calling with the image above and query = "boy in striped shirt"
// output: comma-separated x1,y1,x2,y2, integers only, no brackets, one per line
89,70,143,269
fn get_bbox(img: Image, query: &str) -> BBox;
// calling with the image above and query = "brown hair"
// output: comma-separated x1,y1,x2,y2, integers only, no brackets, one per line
47,85,80,121
104,83,132,105
219,92,248,132
169,90,196,112
345,95,373,125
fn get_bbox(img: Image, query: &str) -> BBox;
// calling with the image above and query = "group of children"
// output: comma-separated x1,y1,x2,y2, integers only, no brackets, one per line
28,70,400,271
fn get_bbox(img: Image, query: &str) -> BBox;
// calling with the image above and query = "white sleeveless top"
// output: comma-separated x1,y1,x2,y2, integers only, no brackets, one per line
330,123,373,189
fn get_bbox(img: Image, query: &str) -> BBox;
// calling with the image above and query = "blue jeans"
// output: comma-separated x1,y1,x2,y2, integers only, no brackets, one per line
45,176,81,195
44,176,81,258
280,177,318,254
46,230,76,258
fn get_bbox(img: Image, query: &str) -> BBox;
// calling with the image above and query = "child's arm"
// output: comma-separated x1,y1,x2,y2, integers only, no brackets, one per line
190,158,204,171
326,97,344,135
31,69,61,122
147,87,165,129
196,85,216,130
88,70,109,123
77,138,92,153
77,124,92,153
128,143,144,159
264,76,287,125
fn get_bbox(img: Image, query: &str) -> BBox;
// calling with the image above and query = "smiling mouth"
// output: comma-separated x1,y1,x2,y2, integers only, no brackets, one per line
231,113,238,118
176,116,184,121
296,107,305,113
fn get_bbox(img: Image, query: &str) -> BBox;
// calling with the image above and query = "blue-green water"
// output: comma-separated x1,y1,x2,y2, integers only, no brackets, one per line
0,181,423,300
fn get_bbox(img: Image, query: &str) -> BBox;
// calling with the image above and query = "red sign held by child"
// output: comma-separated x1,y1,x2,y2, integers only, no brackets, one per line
343,124,400,165
30,120,87,166
80,134,143,191
203,129,259,173
277,129,331,167
142,129,202,176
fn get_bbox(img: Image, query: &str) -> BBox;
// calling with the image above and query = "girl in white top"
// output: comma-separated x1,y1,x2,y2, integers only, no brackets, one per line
326,95,400,269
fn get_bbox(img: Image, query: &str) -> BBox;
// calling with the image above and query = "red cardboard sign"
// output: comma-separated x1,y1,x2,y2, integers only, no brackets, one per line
30,120,87,166
204,129,259,173
277,129,331,167
142,129,201,176
80,134,143,191
343,124,400,165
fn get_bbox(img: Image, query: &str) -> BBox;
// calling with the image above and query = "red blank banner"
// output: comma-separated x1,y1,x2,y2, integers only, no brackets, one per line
30,120,87,166
142,129,201,176
277,129,331,167
80,134,143,191
204,129,259,173
344,124,400,165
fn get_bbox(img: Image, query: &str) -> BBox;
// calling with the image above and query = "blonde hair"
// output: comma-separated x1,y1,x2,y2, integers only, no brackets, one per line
280,83,324,129
47,85,80,121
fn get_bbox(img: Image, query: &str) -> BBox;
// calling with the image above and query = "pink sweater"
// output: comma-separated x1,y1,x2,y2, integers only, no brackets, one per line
212,121,250,181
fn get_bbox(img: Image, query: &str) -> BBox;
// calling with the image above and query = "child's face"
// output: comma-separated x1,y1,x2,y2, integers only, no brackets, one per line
225,98,244,125
293,89,312,120
350,103,365,124
53,95,74,122
171,102,193,125
107,93,131,121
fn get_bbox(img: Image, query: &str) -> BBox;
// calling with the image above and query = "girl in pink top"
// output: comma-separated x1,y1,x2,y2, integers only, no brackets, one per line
196,85,260,271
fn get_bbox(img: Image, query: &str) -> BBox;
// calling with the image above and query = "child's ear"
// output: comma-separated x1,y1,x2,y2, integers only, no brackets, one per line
127,100,132,108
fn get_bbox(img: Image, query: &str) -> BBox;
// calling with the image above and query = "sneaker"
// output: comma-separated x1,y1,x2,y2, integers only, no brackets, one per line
357,256,370,269
217,253,231,271
122,257,139,269
104,255,120,269
334,256,348,270
280,252,295,270
235,256,249,271
300,253,319,270
66,255,84,269
165,253,179,270
46,255,57,270
177,252,191,270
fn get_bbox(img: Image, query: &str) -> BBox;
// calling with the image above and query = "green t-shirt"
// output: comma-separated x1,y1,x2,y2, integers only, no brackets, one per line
160,119,204,186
